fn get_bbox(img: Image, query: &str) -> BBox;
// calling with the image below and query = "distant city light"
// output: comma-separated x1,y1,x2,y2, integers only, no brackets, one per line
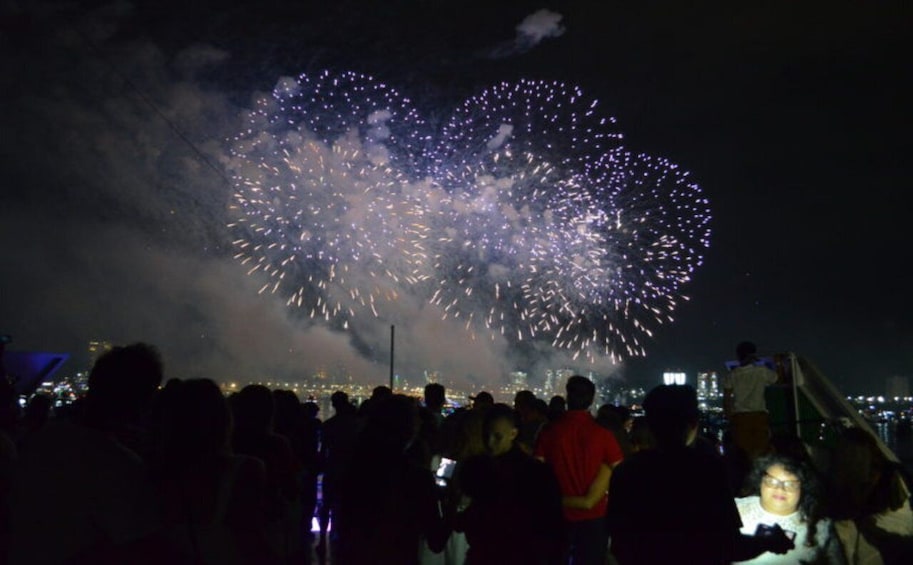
663,371,686,385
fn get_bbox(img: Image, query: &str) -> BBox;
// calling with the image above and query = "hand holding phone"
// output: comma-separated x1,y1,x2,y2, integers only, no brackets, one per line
435,457,457,487
754,523,795,554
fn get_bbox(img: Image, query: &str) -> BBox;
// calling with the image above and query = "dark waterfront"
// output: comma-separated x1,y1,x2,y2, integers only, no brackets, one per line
876,421,913,476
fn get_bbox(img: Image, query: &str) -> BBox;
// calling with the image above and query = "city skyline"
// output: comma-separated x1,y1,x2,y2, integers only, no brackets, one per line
14,336,912,399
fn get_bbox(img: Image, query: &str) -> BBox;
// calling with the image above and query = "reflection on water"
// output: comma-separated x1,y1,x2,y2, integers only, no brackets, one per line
875,421,913,474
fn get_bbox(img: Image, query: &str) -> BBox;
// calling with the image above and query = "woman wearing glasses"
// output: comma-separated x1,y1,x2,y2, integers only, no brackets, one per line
733,453,846,564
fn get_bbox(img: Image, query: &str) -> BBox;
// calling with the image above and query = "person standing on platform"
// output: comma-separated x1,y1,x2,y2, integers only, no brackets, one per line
723,341,779,464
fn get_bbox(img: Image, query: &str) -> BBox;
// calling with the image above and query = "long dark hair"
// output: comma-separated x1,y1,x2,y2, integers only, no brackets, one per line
746,453,823,547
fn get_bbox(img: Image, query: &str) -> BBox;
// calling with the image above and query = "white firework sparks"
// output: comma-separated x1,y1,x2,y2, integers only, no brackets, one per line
227,71,712,362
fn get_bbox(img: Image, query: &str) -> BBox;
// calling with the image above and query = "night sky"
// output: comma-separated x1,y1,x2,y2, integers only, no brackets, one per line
1,1,910,394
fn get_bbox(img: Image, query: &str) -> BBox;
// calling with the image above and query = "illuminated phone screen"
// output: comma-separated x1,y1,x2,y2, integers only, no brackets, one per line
435,458,456,486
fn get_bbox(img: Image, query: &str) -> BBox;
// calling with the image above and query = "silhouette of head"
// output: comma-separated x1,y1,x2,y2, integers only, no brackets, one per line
566,375,596,410
513,389,536,413
597,403,630,430
331,390,350,411
469,391,494,410
272,389,302,432
484,403,519,456
160,378,232,463
86,342,163,428
736,341,758,364
424,382,446,411
303,401,320,419
643,384,700,447
371,385,393,400
548,395,566,415
231,384,275,432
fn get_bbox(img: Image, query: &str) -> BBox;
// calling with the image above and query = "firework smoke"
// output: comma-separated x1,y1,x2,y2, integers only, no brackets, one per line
228,72,712,364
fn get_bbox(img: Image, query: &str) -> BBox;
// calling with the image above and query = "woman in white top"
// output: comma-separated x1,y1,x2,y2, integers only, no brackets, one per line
734,453,846,564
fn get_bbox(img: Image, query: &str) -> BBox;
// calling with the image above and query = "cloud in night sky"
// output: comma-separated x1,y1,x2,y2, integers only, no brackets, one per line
486,8,565,59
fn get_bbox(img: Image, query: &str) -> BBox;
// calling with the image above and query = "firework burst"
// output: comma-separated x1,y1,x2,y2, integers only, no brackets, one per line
226,70,430,325
227,71,712,361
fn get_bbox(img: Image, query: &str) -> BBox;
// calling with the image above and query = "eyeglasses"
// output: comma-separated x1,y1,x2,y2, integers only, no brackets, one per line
762,474,801,492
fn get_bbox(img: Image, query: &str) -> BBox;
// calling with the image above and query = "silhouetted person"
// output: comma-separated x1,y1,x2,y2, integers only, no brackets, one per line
528,398,551,442
628,416,655,453
411,383,447,471
596,404,635,460
357,385,393,420
608,384,792,564
273,389,321,559
9,342,166,564
424,383,447,424
446,391,494,468
423,383,447,448
300,400,322,545
317,390,359,561
335,394,448,564
469,390,494,411
230,384,301,562
455,403,565,564
513,390,543,454
547,395,566,422
154,378,279,565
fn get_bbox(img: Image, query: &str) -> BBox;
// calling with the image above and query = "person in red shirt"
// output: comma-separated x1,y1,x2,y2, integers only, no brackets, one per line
535,375,624,565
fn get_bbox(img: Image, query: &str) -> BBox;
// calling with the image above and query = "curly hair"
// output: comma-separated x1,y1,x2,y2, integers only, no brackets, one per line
746,453,824,547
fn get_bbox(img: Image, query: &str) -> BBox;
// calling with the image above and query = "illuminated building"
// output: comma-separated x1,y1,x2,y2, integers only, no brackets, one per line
87,340,112,369
510,370,528,392
552,368,576,394
696,371,722,410
663,371,686,385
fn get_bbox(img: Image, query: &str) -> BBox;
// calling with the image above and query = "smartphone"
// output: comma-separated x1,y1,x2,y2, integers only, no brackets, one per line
755,523,796,541
435,457,456,487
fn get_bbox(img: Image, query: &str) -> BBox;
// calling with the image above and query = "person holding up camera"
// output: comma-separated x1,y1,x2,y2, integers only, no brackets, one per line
723,341,780,465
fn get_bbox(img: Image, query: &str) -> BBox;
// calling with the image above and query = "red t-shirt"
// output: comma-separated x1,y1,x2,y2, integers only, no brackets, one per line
534,410,624,521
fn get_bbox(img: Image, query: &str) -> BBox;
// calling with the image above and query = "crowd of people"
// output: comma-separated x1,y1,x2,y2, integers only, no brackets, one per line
1,340,912,564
